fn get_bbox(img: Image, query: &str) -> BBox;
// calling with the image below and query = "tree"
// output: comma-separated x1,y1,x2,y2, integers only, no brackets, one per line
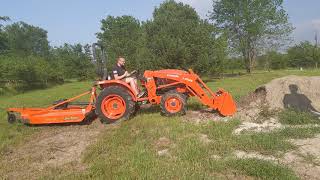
263,51,287,70
144,0,226,74
4,21,49,56
0,16,10,53
49,43,95,80
287,41,319,68
211,0,293,73
97,15,142,69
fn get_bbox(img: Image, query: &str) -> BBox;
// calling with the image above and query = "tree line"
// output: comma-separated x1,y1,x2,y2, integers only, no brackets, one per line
0,0,318,94
0,18,94,94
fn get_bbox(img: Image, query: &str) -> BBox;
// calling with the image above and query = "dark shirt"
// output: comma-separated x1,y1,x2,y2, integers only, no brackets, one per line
112,64,126,79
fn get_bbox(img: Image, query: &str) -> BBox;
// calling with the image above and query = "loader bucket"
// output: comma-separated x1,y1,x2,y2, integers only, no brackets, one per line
214,90,237,116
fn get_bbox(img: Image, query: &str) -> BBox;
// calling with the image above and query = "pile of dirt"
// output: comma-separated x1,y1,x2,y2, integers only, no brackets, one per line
264,75,320,111
236,86,269,122
237,75,320,122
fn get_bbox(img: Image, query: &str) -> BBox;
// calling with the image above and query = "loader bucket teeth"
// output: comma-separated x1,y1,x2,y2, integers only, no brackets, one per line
215,91,237,116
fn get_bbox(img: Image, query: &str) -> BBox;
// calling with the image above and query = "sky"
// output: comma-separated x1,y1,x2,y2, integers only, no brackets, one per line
1,0,320,46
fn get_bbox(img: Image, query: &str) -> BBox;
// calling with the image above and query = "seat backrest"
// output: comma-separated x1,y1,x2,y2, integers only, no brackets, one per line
107,72,114,80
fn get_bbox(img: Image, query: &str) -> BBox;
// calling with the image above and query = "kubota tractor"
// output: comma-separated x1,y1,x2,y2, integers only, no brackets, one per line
93,68,236,124
7,44,236,125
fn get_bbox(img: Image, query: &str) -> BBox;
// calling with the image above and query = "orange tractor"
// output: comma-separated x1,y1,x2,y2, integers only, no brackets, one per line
7,45,236,125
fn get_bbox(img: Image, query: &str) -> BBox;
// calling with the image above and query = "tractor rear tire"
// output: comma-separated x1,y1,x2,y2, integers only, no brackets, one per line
96,86,135,124
160,91,186,116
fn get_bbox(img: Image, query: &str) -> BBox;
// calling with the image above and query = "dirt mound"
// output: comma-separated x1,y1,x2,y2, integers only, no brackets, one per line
237,75,320,122
264,75,320,111
236,86,269,122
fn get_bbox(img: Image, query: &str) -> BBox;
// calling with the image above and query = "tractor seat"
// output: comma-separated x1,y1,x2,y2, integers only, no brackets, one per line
107,72,114,80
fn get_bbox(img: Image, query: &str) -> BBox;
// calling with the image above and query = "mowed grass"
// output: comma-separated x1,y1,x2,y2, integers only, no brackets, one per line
1,69,320,179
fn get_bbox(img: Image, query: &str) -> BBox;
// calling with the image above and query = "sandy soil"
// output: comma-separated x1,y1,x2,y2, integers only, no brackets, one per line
0,120,110,179
234,134,320,180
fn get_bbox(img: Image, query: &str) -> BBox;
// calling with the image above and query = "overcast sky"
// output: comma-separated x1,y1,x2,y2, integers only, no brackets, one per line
1,0,320,46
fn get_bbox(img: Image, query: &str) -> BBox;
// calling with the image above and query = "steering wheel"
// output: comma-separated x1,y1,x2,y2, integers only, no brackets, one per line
127,70,138,77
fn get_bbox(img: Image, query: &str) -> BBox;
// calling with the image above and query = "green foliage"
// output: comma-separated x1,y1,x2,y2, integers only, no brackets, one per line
49,43,95,80
4,22,49,57
0,55,63,91
257,51,288,70
97,15,143,70
0,16,10,53
0,19,95,93
287,41,320,68
96,1,227,75
211,0,293,73
145,0,226,75
224,57,245,72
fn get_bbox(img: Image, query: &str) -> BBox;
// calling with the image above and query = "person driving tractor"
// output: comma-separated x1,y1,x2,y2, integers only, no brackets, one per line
112,57,144,98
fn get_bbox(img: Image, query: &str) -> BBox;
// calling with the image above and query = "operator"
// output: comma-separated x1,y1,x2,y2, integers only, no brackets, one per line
112,57,144,98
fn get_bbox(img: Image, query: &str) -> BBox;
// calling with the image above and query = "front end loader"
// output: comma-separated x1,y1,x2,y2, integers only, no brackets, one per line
141,69,236,117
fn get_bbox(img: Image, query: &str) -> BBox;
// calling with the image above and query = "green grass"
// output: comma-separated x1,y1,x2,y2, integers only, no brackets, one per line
1,69,320,179
279,109,320,125
225,158,298,180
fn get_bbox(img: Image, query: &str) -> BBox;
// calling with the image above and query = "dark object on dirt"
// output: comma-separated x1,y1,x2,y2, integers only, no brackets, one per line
283,84,320,115
7,113,16,124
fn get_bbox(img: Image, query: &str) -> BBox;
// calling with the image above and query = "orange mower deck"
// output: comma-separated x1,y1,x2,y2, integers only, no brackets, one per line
7,87,97,125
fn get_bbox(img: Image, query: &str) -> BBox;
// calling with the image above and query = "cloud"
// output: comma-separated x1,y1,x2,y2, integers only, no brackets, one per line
176,0,212,19
311,19,320,31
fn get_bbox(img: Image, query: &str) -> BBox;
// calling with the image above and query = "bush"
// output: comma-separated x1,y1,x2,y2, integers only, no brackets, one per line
0,55,64,91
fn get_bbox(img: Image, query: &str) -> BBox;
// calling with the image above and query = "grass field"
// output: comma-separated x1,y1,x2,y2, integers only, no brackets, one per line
1,69,320,179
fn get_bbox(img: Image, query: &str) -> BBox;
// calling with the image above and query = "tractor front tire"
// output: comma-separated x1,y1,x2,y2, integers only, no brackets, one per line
160,91,186,117
96,86,135,124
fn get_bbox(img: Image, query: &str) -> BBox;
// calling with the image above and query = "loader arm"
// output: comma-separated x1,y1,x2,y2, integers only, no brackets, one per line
185,70,236,116
144,69,236,116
